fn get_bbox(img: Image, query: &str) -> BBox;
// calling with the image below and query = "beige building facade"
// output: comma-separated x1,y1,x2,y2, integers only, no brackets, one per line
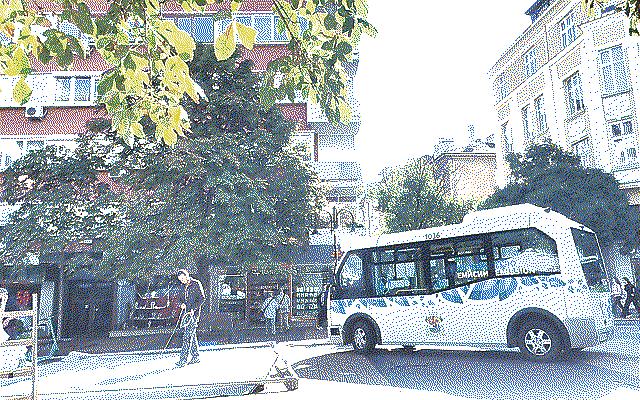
489,0,639,279
433,138,497,205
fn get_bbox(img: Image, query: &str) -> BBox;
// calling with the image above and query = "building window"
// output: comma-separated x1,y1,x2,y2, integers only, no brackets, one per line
534,95,547,133
496,73,508,101
74,77,91,102
560,12,576,49
521,106,530,139
619,147,638,165
611,120,633,137
599,45,630,96
55,77,71,101
273,16,288,41
572,138,592,168
26,140,45,152
192,16,214,43
55,76,94,103
213,14,307,44
564,73,584,116
524,47,537,78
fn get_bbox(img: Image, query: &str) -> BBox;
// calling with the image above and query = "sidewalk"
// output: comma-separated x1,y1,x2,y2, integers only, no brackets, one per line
1,342,288,399
55,323,326,357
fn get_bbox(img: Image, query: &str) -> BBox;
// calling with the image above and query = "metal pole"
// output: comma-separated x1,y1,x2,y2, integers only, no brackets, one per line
367,202,371,236
31,294,38,400
332,207,338,273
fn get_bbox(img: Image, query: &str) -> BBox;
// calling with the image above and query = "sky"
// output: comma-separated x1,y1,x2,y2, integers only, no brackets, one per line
353,0,536,182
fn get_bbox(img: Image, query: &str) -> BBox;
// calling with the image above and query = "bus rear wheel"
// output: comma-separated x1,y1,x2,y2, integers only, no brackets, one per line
517,319,565,362
351,321,376,354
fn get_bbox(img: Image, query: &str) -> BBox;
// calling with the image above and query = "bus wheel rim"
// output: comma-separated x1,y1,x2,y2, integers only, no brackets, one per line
524,328,552,355
354,327,367,349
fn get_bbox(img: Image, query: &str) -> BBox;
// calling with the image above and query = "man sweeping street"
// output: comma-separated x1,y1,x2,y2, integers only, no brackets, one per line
175,269,205,368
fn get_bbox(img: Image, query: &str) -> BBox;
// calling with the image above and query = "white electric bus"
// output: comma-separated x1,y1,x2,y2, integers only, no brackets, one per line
327,204,614,361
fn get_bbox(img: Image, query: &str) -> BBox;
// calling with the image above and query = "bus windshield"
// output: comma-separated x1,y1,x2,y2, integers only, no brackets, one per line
570,228,608,293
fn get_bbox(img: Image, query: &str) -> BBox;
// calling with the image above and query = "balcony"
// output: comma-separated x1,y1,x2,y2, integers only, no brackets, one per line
612,160,640,173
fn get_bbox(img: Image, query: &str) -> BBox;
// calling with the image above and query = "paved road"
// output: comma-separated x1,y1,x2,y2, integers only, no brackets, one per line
292,321,640,400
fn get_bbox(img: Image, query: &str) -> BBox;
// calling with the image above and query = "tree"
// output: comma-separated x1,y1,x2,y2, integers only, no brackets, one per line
372,156,470,233
0,45,324,279
480,140,640,250
0,0,376,146
584,1,640,35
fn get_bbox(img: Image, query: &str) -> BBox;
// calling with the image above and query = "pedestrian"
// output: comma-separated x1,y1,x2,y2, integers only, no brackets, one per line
276,288,291,332
175,269,205,368
261,291,277,335
621,277,640,318
611,277,624,318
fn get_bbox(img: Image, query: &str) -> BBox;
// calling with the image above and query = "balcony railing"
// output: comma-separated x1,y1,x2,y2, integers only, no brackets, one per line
611,160,640,173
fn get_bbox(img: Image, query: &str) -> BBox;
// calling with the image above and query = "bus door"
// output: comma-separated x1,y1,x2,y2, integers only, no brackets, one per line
427,237,493,345
371,246,429,344
425,249,453,344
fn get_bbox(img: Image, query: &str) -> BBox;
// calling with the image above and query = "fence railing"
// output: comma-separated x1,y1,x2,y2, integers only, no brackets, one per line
0,294,38,400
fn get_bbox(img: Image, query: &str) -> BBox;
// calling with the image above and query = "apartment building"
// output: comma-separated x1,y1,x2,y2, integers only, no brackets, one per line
433,135,497,205
0,0,363,206
0,0,363,337
489,0,638,279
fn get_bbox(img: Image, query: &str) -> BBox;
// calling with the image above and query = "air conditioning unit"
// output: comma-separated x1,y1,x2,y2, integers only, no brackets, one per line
25,105,45,119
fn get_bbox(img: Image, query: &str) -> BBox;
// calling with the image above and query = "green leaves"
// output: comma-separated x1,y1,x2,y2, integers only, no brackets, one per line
73,2,96,35
373,156,470,233
481,140,640,249
266,0,377,125
585,1,640,36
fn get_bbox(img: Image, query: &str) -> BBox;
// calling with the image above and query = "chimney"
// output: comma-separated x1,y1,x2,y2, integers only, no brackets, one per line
467,124,476,144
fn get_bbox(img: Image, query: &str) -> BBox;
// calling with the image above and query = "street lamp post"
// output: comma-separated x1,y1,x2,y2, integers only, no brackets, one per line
323,206,356,272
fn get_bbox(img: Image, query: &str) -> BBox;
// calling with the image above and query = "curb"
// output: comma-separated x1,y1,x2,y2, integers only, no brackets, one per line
64,341,279,359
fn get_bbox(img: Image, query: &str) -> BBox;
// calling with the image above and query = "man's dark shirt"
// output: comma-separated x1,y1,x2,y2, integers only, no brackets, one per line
182,278,205,321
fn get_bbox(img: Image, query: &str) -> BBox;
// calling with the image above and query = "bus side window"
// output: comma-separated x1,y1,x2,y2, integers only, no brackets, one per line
430,258,448,291
339,252,367,298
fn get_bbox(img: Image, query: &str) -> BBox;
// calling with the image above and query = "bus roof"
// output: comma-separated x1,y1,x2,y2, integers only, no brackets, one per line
342,203,593,252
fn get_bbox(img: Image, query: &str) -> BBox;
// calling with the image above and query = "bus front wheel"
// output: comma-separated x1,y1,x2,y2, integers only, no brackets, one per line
517,318,565,362
351,321,376,354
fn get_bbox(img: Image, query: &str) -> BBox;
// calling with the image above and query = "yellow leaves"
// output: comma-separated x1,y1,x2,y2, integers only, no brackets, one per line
3,46,30,76
337,98,351,124
157,19,196,60
124,68,149,96
162,55,198,101
130,122,144,139
236,22,256,50
155,106,188,146
354,0,368,16
214,22,235,60
582,0,599,17
303,0,317,16
13,76,32,105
